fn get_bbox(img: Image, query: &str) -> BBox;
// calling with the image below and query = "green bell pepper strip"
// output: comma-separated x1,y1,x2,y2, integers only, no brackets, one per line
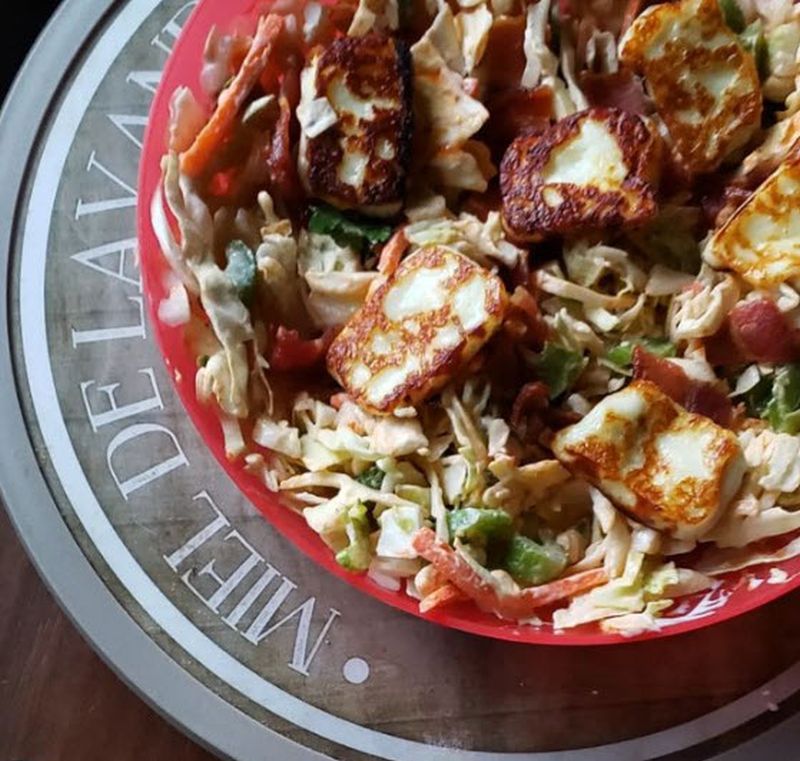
503,535,568,587
447,507,514,544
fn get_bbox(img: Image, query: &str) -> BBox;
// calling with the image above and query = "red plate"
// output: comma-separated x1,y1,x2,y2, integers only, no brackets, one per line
138,0,800,645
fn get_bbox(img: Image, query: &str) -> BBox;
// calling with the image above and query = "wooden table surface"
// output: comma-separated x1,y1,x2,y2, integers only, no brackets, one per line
0,508,215,761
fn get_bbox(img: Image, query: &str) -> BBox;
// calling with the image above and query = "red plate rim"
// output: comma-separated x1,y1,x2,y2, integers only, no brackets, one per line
136,0,800,645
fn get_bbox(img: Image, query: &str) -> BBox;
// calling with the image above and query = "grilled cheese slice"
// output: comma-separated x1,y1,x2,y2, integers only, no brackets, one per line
327,246,507,414
500,108,660,240
552,380,746,540
704,155,800,286
619,0,761,175
298,33,412,218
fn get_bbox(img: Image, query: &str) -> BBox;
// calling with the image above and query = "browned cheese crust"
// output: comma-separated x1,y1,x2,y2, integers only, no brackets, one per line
326,246,508,414
620,0,762,175
499,107,661,241
303,33,412,212
553,380,744,539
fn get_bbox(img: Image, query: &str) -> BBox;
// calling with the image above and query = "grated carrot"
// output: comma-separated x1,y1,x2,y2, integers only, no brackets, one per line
377,229,408,276
412,527,608,620
180,14,283,178
419,583,468,613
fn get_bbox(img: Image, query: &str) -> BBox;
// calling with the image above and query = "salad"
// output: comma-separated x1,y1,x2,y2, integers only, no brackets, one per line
151,0,800,634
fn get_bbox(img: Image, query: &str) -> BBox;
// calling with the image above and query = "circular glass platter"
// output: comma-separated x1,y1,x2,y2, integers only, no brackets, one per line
3,1,800,759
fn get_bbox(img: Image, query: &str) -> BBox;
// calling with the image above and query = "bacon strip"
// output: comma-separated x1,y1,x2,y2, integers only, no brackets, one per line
482,87,553,157
705,299,800,366
267,92,303,206
412,528,608,620
729,299,799,363
510,381,550,434
181,15,284,178
269,326,335,372
504,286,550,348
479,15,527,92
580,70,648,115
632,346,733,426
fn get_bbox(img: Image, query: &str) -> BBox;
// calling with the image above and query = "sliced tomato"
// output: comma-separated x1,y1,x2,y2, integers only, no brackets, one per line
269,326,335,372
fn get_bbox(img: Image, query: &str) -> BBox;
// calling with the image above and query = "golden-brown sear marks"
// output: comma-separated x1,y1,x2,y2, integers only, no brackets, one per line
303,33,412,213
499,107,660,240
326,246,507,414
620,0,761,175
553,381,744,538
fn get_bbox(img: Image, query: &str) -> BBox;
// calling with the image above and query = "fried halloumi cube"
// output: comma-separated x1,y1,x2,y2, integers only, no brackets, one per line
619,0,761,175
500,107,660,240
552,380,746,540
704,155,800,287
327,246,507,414
297,33,412,218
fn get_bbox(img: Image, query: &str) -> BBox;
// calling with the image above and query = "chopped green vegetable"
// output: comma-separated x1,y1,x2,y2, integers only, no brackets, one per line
224,240,257,307
606,337,676,369
626,206,701,274
503,535,568,587
743,372,774,418
742,365,800,434
447,507,514,545
741,21,769,80
308,204,392,255
764,365,800,434
719,0,745,33
335,502,372,572
530,342,585,399
356,465,384,490
398,0,412,29
197,354,210,368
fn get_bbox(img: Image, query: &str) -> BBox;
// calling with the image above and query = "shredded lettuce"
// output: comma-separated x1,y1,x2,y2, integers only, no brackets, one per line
764,20,800,102
530,342,586,399
743,370,776,417
746,365,800,433
553,551,684,630
764,365,800,434
252,418,302,459
404,212,523,269
308,204,392,254
225,240,257,306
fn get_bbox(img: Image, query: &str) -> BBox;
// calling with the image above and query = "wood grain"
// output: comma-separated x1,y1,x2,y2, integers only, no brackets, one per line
0,508,217,761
